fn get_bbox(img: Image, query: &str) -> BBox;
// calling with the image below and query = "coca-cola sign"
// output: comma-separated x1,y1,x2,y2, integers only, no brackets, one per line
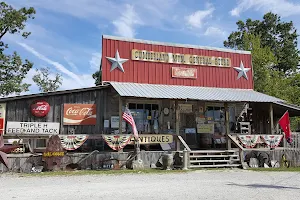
63,104,96,125
31,100,50,117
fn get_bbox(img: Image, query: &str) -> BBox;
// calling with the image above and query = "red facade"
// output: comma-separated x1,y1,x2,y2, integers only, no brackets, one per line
102,36,254,89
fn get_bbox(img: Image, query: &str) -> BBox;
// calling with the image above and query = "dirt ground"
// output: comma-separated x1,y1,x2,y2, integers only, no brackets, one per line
1,169,300,200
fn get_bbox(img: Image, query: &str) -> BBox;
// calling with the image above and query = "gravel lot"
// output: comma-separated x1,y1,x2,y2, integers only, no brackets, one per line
1,169,300,200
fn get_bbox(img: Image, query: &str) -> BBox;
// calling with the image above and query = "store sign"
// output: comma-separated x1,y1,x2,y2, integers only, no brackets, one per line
63,104,96,125
132,49,231,67
31,100,50,117
197,124,214,134
130,134,173,144
6,122,60,135
179,104,193,113
43,152,65,157
0,103,6,134
172,67,197,79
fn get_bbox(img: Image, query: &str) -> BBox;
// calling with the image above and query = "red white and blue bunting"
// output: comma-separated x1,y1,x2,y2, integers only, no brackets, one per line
102,134,132,151
237,135,260,148
260,135,283,148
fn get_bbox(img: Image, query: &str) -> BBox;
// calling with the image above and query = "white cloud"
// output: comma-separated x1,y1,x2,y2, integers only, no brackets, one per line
185,6,214,29
230,0,300,17
17,42,94,89
89,52,101,71
112,4,142,38
64,56,79,72
204,27,226,37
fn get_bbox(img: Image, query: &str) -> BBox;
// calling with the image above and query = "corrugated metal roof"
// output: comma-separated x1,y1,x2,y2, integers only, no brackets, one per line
103,35,251,55
109,82,283,103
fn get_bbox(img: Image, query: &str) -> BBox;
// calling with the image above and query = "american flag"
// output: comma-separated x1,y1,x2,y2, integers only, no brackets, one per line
122,107,138,140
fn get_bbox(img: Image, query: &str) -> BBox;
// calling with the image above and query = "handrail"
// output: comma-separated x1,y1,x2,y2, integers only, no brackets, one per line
177,136,191,151
227,134,244,151
76,150,99,165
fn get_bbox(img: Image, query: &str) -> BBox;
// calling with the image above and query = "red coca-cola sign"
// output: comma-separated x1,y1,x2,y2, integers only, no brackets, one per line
31,100,50,117
63,104,96,125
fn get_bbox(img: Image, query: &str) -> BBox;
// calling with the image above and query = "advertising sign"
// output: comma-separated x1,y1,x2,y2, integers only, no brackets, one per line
63,104,96,125
0,103,6,134
31,100,50,117
6,122,60,135
172,67,197,79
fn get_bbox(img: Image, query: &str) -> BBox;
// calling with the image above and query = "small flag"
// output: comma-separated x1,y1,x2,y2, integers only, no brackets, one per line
122,107,138,140
278,111,293,144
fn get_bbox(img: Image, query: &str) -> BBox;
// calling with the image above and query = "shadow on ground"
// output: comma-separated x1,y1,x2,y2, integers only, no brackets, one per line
227,183,300,190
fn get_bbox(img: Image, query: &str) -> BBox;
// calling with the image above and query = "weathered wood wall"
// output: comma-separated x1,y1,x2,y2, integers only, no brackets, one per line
2,87,119,135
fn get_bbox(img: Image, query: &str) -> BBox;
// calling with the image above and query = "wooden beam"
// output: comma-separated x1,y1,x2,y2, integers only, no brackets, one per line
175,100,180,151
119,96,123,134
269,103,274,134
224,102,231,150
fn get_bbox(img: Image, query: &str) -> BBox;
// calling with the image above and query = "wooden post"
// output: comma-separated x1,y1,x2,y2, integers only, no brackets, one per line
118,96,123,152
175,100,180,151
269,103,274,134
119,96,123,134
224,102,231,150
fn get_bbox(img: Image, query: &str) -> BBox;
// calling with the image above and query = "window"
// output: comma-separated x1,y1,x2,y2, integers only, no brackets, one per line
127,103,160,133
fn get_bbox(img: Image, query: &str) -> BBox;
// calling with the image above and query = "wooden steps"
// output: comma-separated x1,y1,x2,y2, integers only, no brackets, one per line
189,164,241,168
187,150,241,169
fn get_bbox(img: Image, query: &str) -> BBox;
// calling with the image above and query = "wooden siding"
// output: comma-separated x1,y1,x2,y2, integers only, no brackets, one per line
102,37,254,89
4,87,117,135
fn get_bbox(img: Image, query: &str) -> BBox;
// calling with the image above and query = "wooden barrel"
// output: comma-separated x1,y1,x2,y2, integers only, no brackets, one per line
198,133,212,149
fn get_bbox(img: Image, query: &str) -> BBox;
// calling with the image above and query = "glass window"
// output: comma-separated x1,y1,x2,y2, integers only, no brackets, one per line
129,103,136,109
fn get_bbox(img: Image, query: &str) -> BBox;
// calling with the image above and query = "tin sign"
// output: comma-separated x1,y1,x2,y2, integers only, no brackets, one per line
31,100,50,117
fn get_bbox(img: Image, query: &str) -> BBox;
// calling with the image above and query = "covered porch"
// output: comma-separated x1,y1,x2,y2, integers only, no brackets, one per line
109,82,300,151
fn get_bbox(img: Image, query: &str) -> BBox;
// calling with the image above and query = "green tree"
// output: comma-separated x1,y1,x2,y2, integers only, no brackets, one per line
224,12,299,73
0,2,36,97
32,67,62,92
92,70,101,85
240,33,278,94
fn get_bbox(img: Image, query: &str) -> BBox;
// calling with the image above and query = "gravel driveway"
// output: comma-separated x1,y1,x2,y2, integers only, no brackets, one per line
1,169,300,200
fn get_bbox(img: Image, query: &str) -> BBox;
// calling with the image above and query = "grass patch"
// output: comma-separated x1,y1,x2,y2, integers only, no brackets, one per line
248,167,300,172
21,169,188,177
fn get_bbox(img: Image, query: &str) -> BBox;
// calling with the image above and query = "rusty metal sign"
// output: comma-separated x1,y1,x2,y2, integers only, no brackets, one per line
42,135,65,170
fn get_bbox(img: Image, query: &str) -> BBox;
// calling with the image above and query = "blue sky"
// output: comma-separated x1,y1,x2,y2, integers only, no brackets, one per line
4,0,300,94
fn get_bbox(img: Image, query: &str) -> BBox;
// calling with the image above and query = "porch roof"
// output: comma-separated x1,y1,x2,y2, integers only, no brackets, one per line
272,102,300,117
109,82,283,103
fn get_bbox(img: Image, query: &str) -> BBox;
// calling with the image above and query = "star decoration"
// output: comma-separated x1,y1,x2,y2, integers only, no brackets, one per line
233,61,251,80
106,50,128,73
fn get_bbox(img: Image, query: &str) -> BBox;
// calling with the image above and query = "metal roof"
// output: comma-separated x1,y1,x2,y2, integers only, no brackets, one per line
102,35,251,55
109,82,283,103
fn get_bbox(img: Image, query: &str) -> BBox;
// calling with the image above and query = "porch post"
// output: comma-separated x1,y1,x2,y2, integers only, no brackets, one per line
118,96,123,152
175,100,180,151
224,102,231,150
269,103,274,134
119,96,123,133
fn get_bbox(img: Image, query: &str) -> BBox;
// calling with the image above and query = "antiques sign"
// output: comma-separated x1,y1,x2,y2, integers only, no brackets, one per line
130,134,173,144
132,49,231,67
31,100,50,117
6,122,60,135
0,103,6,134
172,67,197,79
63,104,96,125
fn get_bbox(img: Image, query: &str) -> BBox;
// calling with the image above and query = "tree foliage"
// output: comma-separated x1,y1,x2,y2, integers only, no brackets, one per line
0,2,35,97
92,70,101,85
32,67,62,92
224,12,299,73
